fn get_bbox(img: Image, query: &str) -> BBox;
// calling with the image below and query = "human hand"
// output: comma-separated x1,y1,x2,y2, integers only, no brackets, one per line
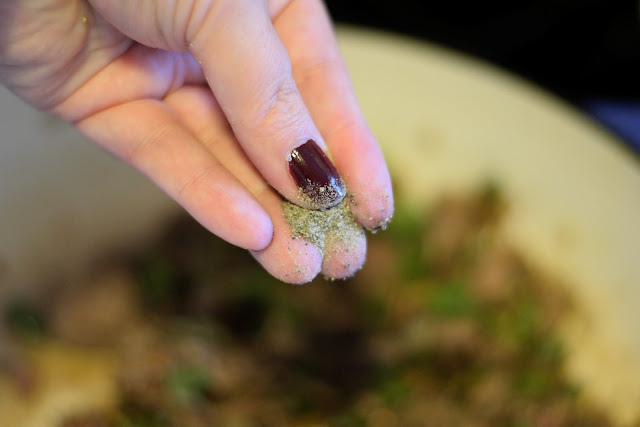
0,0,393,283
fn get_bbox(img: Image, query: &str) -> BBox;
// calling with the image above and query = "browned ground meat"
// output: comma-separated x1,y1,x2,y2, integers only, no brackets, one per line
3,186,615,426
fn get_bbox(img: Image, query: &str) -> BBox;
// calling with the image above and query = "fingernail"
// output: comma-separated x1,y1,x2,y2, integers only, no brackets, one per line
288,139,346,209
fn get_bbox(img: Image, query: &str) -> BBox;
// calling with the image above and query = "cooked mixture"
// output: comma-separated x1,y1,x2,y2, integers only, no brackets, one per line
2,185,613,426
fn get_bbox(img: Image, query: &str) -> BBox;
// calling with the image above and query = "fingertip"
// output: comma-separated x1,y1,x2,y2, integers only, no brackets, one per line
251,236,322,284
349,184,395,232
249,191,323,284
330,123,395,231
321,227,367,280
241,204,274,252
192,187,273,252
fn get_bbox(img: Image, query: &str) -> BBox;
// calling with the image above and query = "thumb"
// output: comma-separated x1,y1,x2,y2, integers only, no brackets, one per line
89,0,346,210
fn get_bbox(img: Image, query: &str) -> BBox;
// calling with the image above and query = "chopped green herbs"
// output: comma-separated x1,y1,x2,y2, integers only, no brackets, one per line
428,281,476,318
4,299,46,339
166,364,211,404
2,185,614,426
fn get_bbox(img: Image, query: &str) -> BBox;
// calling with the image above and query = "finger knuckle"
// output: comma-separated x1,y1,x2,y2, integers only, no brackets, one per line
185,0,226,45
295,57,334,92
126,122,173,164
177,164,216,197
245,76,306,139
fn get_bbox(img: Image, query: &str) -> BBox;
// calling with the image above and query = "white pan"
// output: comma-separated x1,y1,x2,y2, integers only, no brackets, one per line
1,27,639,425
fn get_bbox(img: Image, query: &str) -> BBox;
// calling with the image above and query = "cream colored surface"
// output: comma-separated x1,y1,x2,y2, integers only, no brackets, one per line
0,90,178,300
0,27,639,425
0,343,117,427
339,28,640,425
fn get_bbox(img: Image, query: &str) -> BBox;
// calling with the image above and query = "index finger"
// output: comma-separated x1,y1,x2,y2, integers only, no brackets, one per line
273,0,394,230
188,0,347,210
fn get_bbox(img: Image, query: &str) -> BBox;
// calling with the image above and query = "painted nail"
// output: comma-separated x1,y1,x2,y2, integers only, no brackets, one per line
288,139,346,209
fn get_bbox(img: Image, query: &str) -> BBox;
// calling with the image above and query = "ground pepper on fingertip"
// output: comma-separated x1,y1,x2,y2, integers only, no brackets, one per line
282,193,369,281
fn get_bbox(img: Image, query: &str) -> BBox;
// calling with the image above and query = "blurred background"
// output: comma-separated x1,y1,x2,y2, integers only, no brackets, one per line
2,2,640,425
326,0,640,153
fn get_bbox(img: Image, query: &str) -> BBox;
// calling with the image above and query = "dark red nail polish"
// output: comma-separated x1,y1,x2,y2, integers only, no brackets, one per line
288,139,346,209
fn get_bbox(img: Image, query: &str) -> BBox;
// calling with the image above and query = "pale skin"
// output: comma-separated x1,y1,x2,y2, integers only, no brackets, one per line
0,0,394,283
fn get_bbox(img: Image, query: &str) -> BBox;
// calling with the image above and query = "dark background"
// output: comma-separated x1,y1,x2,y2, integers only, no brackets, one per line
327,0,639,103
325,0,640,149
